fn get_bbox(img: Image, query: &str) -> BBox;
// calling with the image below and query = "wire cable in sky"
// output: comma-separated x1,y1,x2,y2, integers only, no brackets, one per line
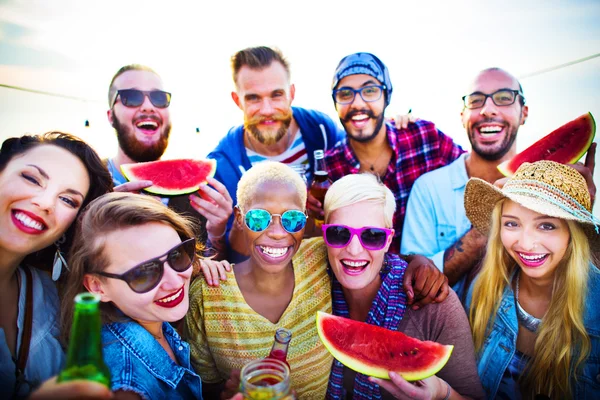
0,83,102,103
520,53,600,79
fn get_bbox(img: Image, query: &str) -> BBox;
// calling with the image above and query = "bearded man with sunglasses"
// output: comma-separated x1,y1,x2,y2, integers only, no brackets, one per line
400,67,597,298
106,64,233,260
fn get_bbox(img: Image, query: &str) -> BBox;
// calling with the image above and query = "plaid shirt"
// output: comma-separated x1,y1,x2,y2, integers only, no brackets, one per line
325,119,465,254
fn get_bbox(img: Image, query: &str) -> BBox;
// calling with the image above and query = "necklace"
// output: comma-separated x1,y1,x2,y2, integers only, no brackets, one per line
515,273,542,333
246,128,292,155
358,147,390,173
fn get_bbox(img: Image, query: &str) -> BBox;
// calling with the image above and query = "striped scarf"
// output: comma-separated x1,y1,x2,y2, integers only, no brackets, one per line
326,253,408,399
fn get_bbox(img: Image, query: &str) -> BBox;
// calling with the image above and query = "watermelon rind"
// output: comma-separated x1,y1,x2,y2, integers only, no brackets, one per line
121,159,217,196
316,311,453,381
498,112,596,177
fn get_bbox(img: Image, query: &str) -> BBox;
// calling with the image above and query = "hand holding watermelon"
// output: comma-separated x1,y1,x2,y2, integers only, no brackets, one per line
369,373,451,400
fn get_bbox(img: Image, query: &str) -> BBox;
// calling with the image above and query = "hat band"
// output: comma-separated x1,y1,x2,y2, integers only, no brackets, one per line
504,179,600,233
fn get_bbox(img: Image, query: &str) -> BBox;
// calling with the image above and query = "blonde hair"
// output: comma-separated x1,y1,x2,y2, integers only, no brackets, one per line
324,173,395,227
236,161,307,212
60,192,203,341
470,199,591,399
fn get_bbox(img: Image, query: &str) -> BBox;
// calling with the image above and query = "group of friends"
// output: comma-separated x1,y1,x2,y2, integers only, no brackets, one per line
1,45,599,400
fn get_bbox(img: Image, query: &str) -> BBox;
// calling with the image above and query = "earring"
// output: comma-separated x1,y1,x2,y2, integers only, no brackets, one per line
52,235,69,281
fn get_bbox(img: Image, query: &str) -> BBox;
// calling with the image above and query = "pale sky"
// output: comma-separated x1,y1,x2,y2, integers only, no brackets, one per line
1,0,599,215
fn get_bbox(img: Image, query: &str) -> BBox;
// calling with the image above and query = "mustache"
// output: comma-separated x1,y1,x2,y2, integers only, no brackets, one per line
473,119,505,129
342,109,376,123
134,114,162,125
245,111,292,126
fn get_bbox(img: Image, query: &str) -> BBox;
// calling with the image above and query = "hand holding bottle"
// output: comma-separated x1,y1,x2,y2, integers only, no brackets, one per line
28,377,113,399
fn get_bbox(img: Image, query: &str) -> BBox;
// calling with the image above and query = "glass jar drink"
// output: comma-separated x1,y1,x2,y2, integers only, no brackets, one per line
240,358,294,400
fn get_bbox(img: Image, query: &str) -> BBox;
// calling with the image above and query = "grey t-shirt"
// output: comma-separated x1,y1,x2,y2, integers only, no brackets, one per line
343,290,485,399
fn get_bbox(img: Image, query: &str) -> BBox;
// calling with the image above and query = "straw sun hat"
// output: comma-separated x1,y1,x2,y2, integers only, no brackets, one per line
464,160,600,246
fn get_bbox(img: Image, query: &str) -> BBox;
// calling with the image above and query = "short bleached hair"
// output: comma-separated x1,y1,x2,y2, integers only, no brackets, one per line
236,161,307,212
324,173,395,227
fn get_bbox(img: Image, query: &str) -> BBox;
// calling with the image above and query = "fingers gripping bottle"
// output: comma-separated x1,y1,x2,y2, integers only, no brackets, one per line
58,293,111,387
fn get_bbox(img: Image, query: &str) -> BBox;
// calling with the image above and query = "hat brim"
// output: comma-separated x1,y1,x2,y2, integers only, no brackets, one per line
464,178,600,247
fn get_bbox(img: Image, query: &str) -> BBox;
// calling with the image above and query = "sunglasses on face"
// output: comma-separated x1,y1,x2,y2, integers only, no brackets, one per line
97,238,195,293
112,89,172,108
322,224,393,250
242,208,307,234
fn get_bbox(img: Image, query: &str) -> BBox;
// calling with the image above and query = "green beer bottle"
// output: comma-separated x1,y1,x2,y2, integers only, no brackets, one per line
58,292,111,387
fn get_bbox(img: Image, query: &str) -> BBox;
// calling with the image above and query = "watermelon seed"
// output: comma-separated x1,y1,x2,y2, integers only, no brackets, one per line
390,352,394,358
403,351,409,356
411,348,419,355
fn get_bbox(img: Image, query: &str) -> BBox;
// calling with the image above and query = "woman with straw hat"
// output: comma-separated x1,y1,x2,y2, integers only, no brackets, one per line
464,160,600,399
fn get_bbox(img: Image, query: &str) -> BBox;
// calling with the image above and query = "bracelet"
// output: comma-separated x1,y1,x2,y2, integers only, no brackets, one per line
441,381,451,400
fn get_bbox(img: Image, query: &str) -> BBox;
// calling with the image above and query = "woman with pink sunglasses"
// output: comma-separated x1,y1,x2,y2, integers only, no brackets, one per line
322,173,485,400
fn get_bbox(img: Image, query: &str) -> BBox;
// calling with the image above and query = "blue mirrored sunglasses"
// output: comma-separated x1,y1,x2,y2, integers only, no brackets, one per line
243,208,307,233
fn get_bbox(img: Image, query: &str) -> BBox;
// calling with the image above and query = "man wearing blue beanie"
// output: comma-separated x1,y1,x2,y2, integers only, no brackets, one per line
324,52,465,254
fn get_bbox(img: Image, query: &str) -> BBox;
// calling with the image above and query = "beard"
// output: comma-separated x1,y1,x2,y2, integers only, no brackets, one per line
341,109,385,143
244,109,293,146
469,120,518,161
112,114,171,162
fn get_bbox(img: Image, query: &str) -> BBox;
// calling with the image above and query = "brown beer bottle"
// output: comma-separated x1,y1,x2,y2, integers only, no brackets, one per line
308,150,332,224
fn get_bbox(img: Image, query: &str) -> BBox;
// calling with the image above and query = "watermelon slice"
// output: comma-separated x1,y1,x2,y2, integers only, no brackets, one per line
498,112,596,176
316,311,453,381
121,159,217,196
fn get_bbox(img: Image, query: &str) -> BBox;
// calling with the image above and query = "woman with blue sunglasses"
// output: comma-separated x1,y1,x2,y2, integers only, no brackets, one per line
322,173,484,400
185,161,333,399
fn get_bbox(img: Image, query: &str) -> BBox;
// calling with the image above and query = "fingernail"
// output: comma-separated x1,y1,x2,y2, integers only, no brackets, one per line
412,305,420,311
408,290,413,298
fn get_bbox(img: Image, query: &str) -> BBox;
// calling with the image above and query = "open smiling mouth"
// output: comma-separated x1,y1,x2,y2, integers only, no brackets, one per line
154,286,184,308
340,260,369,276
477,125,504,138
258,245,290,259
517,252,549,267
135,120,159,134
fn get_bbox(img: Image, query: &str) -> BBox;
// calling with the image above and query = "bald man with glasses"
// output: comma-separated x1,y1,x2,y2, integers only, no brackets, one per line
401,67,597,298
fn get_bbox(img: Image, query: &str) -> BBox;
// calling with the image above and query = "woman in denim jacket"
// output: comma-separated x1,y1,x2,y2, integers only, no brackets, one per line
61,192,208,400
464,161,600,400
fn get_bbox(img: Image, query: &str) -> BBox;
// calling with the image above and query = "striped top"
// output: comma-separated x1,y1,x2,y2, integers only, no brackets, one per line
246,130,309,169
184,237,332,399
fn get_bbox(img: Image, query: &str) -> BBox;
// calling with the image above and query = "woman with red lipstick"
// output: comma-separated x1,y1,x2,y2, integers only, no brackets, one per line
465,160,600,400
61,192,207,399
0,132,113,398
322,173,484,400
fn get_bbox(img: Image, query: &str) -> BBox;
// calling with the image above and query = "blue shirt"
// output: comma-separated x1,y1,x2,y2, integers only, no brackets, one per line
1,267,65,398
102,320,202,399
401,153,471,270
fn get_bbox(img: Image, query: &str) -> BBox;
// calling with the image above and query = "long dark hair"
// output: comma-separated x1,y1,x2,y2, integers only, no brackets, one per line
0,131,114,271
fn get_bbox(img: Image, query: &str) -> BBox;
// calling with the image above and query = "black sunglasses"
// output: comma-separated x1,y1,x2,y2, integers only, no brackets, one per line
112,89,172,108
97,238,195,293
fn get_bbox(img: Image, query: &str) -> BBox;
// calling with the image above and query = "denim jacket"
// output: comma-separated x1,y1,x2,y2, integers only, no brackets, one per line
466,267,600,399
1,267,65,399
102,320,202,400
